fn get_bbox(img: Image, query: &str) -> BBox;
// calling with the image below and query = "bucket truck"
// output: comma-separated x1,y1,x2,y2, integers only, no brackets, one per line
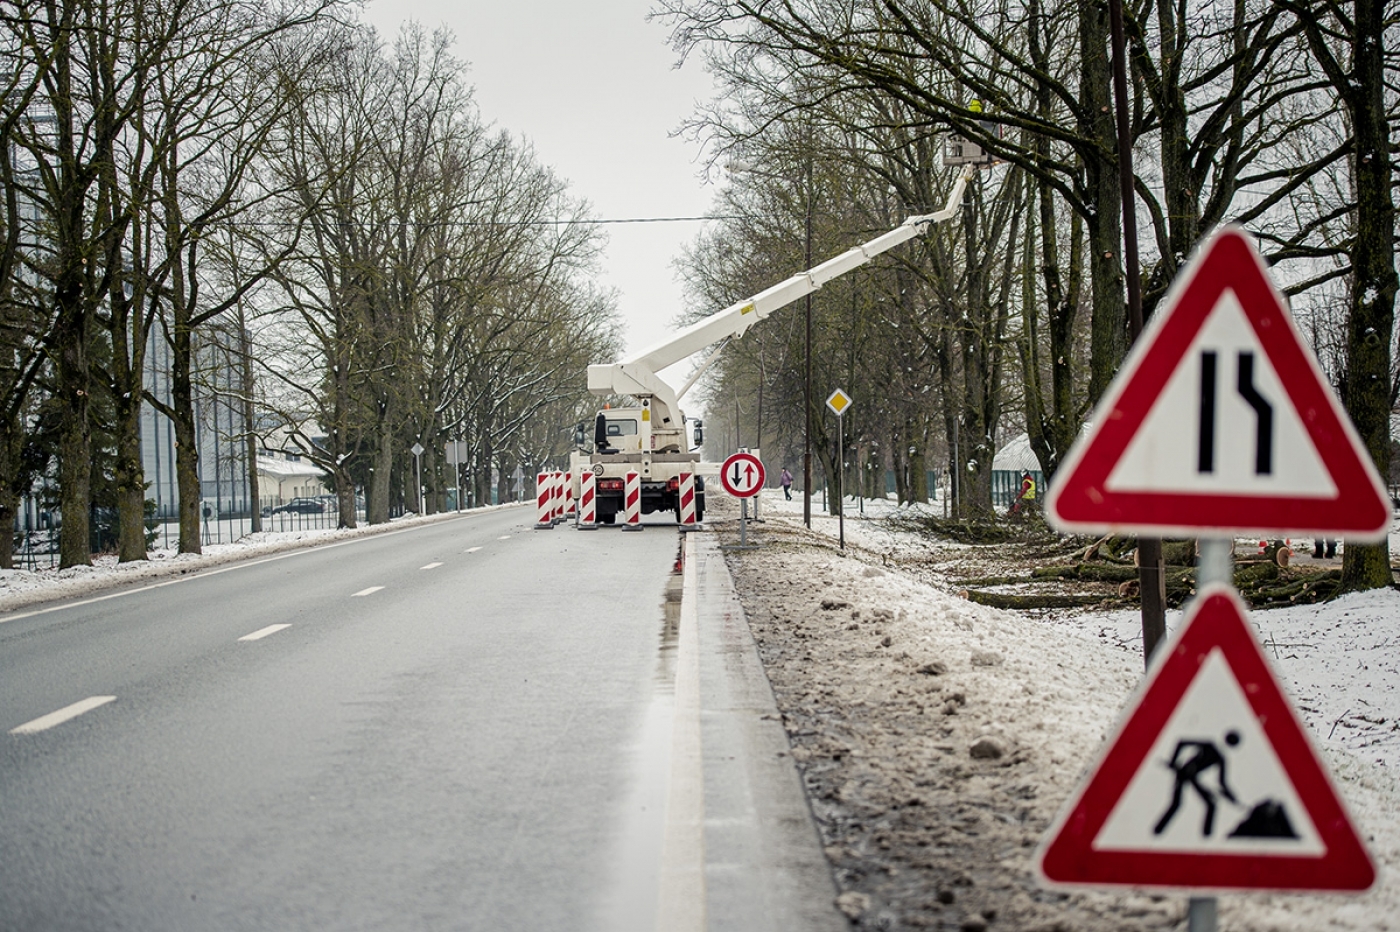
572,168,974,524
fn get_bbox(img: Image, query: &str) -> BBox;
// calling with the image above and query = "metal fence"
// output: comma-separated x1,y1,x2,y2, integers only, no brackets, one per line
10,490,388,570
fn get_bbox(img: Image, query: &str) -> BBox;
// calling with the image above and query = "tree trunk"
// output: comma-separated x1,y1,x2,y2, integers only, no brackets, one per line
368,401,393,524
0,412,22,569
1081,0,1128,406
110,280,149,563
171,319,203,555
113,393,148,562
240,316,261,534
1339,0,1396,592
54,276,92,568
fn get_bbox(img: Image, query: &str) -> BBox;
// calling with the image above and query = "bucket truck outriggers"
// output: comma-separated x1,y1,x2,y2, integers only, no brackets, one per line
572,168,974,524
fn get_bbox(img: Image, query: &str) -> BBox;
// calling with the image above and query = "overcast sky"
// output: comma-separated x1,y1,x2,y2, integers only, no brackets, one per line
362,0,721,364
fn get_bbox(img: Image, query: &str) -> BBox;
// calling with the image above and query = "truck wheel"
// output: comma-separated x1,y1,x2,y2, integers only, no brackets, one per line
600,513,616,525
695,496,705,522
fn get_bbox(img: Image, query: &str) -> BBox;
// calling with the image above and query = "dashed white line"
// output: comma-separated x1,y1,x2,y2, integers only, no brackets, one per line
352,586,384,597
464,546,483,553
11,696,117,735
497,535,511,540
420,562,443,570
239,624,291,642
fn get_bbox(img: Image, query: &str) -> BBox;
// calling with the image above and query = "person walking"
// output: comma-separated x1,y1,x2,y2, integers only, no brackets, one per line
780,466,793,501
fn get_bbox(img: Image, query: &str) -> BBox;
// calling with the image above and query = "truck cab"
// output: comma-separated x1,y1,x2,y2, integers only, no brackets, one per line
569,407,705,524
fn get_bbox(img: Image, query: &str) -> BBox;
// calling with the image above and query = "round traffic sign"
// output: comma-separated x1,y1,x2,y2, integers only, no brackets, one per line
720,452,765,498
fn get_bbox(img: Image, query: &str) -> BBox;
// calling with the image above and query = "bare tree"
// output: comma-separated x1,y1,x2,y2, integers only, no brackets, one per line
1277,0,1397,590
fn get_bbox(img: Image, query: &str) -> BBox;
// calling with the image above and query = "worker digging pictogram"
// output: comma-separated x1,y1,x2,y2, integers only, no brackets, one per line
1151,730,1297,841
1092,641,1321,856
1037,588,1373,891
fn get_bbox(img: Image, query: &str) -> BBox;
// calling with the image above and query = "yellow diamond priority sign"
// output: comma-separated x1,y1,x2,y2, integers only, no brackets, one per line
826,388,852,417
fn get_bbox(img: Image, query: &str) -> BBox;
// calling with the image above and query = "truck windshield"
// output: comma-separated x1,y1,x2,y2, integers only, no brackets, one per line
605,419,638,437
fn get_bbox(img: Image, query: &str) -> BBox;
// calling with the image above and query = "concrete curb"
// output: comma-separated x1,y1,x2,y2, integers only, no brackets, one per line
686,531,845,931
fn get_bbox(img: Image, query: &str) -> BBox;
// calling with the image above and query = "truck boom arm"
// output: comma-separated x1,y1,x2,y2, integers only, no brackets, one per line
587,168,974,425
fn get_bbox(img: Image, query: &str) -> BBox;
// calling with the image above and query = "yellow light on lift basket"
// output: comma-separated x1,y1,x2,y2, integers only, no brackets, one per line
826,388,852,416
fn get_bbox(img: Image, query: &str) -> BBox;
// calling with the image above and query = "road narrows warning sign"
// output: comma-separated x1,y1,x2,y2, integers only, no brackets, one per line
1045,225,1390,539
1035,586,1375,893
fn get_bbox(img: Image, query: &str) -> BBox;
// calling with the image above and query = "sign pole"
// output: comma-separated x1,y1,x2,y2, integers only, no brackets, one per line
410,442,425,515
825,389,852,551
1188,896,1216,932
720,450,765,551
837,413,845,550
1190,536,1233,932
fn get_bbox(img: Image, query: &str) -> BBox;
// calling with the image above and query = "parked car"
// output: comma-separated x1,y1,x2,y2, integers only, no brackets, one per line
264,498,326,516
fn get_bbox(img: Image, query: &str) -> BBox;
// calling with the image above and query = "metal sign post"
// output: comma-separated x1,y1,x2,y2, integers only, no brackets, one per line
721,451,764,550
826,390,852,550
410,442,425,515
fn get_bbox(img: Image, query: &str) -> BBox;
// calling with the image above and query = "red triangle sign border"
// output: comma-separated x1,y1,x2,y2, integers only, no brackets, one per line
1035,585,1375,893
1045,225,1390,539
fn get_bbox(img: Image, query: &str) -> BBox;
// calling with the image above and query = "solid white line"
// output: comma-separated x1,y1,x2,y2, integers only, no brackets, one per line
11,696,117,735
351,586,384,597
420,562,443,570
239,623,291,642
464,547,483,553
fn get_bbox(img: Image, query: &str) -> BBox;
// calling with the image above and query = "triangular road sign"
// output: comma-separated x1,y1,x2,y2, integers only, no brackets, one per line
1036,586,1375,892
1046,225,1390,539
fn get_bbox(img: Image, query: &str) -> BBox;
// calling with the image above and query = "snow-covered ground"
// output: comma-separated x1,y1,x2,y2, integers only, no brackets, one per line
738,488,1399,929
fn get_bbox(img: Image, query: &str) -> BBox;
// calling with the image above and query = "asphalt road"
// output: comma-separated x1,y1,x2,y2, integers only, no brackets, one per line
0,508,688,931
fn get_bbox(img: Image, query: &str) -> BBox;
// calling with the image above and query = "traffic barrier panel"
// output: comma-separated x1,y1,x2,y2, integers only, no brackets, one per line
622,470,643,531
678,471,698,530
566,470,578,520
578,470,597,529
535,472,553,529
552,471,565,525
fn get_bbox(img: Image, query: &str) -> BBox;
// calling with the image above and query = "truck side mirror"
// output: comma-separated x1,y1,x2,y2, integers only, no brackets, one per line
692,419,704,449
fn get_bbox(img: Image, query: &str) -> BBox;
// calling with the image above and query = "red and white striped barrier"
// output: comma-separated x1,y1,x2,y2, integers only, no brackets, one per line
621,470,643,531
535,471,553,529
678,471,698,530
565,470,578,520
552,471,566,524
578,470,597,529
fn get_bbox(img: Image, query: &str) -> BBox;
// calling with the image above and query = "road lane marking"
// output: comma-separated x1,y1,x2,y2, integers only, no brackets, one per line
497,535,511,540
351,586,384,597
464,546,482,553
420,562,443,570
239,624,291,642
11,696,117,735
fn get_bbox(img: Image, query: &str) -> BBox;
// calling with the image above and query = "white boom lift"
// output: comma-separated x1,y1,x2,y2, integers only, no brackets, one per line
572,167,975,524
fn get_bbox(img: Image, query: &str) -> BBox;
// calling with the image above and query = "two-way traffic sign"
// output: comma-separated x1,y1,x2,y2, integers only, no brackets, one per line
1036,586,1375,893
1046,226,1390,539
720,452,765,498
